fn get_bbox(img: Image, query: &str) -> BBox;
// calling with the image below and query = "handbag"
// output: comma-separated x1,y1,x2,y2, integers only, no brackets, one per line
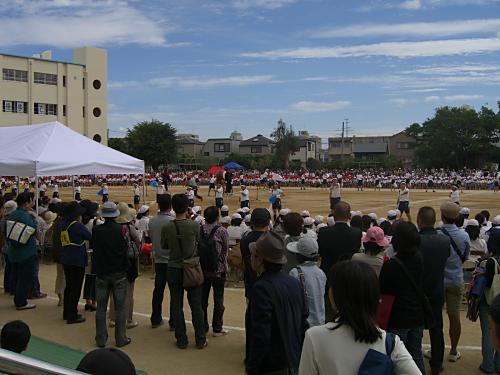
375,294,395,330
174,220,204,289
485,257,500,305
393,257,435,330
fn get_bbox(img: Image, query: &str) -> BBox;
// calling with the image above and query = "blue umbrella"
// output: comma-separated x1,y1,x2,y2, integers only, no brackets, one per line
224,161,243,170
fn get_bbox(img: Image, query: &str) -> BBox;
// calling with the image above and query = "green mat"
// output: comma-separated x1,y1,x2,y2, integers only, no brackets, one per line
24,336,145,374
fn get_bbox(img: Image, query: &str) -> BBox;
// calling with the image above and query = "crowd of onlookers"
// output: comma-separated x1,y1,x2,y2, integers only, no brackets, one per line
1,181,500,374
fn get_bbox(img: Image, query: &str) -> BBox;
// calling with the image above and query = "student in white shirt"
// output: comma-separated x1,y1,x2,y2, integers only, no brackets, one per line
356,174,364,191
208,176,216,196
270,183,284,222
465,219,488,256
240,184,250,209
329,179,341,214
52,183,59,199
133,183,141,210
396,182,411,222
185,186,195,207
215,183,224,209
75,183,82,202
299,260,420,375
449,185,460,205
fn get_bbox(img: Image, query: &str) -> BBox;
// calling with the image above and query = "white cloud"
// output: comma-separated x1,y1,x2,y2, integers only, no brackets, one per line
232,0,297,10
400,0,423,9
407,88,448,92
443,94,484,101
243,38,500,59
290,101,351,112
407,63,500,75
424,95,441,102
310,19,500,39
0,1,166,47
109,75,275,89
387,98,411,107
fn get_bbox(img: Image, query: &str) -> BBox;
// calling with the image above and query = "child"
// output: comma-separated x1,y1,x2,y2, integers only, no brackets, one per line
450,185,460,205
208,175,216,196
215,183,224,210
156,182,166,203
287,237,326,327
329,179,341,214
101,183,109,203
186,186,195,207
1,320,31,353
240,184,250,208
396,182,411,222
75,182,82,201
133,183,140,210
52,182,59,199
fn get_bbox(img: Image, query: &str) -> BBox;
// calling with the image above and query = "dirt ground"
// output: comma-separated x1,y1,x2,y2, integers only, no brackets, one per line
1,186,499,374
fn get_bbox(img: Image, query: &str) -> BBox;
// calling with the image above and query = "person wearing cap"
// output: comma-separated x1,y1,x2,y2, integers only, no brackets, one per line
201,206,229,337
149,194,175,330
247,231,307,374
352,226,388,277
60,201,92,323
439,201,471,363
91,201,130,347
136,205,150,244
185,185,195,207
379,221,426,373
465,219,487,256
318,201,362,321
273,208,289,239
76,348,136,375
396,182,411,222
302,210,310,218
329,179,342,214
417,206,451,375
240,184,250,209
220,205,229,218
214,183,224,210
288,236,326,327
162,194,206,350
303,217,317,240
220,216,231,229
228,213,244,247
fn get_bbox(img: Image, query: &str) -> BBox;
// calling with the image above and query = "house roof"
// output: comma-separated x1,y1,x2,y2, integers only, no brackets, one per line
353,143,388,153
177,137,204,145
240,134,275,147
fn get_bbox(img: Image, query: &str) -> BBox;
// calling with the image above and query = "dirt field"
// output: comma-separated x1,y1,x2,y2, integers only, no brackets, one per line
1,186,499,374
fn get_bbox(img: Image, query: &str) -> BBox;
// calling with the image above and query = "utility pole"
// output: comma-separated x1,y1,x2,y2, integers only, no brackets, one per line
340,121,345,160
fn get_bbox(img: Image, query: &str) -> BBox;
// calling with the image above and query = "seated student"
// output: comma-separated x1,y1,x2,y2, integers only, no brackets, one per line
77,348,136,375
1,320,31,353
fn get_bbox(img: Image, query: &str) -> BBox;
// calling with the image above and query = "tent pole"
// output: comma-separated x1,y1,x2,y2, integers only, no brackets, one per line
71,175,75,200
35,175,39,214
142,173,146,204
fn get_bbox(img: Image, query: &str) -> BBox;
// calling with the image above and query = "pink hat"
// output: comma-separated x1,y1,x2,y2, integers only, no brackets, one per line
363,226,389,247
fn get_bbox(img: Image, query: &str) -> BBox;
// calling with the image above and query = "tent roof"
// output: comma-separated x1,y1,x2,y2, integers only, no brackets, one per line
0,122,144,176
224,161,243,170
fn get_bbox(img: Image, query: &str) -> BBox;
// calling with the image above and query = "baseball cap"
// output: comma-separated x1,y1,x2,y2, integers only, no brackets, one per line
231,213,242,220
138,205,149,214
301,210,310,218
363,226,389,247
279,208,290,216
286,236,319,258
493,215,500,226
250,231,286,264
304,217,315,226
220,216,231,225
466,219,479,227
314,215,324,224
368,213,378,220
242,207,250,213
251,208,271,227
77,348,136,375
440,201,460,220
3,200,17,215
221,205,229,212
459,207,470,215
387,210,397,219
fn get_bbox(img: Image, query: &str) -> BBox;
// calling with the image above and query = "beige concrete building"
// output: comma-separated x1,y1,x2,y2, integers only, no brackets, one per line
289,130,322,166
239,134,275,155
0,47,107,143
177,134,204,157
202,131,242,158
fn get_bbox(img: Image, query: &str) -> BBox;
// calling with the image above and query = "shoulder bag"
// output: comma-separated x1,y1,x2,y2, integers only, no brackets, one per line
485,257,500,305
174,220,204,288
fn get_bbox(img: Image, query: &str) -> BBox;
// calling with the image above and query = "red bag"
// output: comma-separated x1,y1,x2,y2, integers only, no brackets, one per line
375,294,395,330
141,243,153,255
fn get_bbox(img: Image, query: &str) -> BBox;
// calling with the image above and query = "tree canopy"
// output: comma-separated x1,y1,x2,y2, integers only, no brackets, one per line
406,105,500,169
108,119,177,169
271,119,300,169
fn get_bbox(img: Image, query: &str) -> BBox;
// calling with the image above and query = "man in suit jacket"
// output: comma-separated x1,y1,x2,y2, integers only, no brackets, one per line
317,201,362,321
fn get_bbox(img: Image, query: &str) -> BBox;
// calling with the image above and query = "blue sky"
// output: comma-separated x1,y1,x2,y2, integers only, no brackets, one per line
1,0,499,143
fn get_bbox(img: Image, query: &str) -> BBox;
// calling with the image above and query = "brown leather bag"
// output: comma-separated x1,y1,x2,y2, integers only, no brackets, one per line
174,221,204,288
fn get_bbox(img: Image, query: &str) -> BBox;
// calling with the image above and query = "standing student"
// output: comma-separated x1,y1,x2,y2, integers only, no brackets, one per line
240,184,250,209
450,186,460,206
356,173,364,191
269,183,284,222
75,182,82,202
132,184,140,210
185,186,195,208
156,182,166,203
101,183,109,204
215,183,224,210
208,175,216,196
397,182,411,222
329,179,341,214
52,183,59,199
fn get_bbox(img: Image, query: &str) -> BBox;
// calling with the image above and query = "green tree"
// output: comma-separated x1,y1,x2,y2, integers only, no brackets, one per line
108,137,128,154
126,119,178,169
306,157,322,170
406,106,500,169
271,119,300,169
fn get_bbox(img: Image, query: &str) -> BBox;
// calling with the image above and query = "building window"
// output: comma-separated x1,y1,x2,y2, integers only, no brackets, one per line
251,146,262,153
34,72,57,85
93,107,101,117
93,134,102,143
16,102,25,113
63,76,66,87
34,103,57,115
93,79,101,90
307,142,313,152
2,69,28,82
83,106,86,117
397,142,415,149
3,100,27,113
3,100,13,112
214,143,230,152
63,105,67,117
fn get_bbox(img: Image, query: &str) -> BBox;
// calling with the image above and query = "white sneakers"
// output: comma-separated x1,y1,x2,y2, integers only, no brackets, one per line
424,349,461,362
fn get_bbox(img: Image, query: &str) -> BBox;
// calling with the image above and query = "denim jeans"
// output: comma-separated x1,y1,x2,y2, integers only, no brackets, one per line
389,326,426,374
150,263,174,327
201,275,225,333
11,256,36,308
167,267,206,346
3,254,13,294
428,297,445,373
63,265,85,321
31,256,41,297
95,272,128,346
479,296,500,372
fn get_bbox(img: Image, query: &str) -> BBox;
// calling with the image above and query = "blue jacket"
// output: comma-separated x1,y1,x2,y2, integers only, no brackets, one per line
59,219,91,268
246,271,308,374
6,209,38,263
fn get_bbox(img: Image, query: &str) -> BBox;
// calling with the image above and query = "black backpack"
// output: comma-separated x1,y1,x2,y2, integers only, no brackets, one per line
198,225,220,272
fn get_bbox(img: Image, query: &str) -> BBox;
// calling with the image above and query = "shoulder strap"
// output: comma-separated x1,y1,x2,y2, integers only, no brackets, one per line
208,225,220,239
440,227,466,262
296,266,310,318
385,332,396,356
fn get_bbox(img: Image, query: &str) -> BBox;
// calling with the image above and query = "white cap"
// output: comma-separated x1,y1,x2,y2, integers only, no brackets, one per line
244,215,251,223
327,216,335,226
459,207,470,215
221,205,229,212
368,213,378,220
350,211,359,218
387,210,397,218
192,206,202,214
279,208,290,216
242,207,250,213
220,216,231,225
314,215,324,224
467,219,479,226
286,236,319,258
493,215,500,226
301,210,310,217
194,216,205,224
231,213,242,220
138,205,150,214
304,217,315,226
316,223,328,231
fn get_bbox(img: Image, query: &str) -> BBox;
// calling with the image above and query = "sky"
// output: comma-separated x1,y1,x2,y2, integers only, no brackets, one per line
1,0,499,143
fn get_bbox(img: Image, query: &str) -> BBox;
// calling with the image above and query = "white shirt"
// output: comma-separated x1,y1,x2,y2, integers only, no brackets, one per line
133,187,140,196
271,188,282,198
450,190,460,203
215,187,224,199
299,324,421,375
227,225,243,246
75,186,81,193
186,190,195,200
470,238,488,254
53,184,59,192
209,177,216,184
240,188,250,202
398,188,409,202
330,185,341,198
357,174,363,181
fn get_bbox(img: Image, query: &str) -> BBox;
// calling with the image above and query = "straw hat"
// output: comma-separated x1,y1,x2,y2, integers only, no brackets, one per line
116,202,132,224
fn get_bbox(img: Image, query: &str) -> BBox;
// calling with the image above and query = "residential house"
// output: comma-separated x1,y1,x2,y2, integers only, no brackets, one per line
202,131,242,158
389,131,417,166
239,134,275,155
177,134,204,157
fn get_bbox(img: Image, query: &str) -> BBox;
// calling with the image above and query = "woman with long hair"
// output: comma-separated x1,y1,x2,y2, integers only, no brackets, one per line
299,260,420,374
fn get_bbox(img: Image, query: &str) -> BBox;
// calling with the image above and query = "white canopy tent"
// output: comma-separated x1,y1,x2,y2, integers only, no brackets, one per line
0,121,145,205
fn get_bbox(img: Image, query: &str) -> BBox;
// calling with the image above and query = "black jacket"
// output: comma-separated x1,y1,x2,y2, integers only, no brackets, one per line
246,271,308,375
91,221,128,277
379,252,425,329
318,222,362,274
419,227,451,301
